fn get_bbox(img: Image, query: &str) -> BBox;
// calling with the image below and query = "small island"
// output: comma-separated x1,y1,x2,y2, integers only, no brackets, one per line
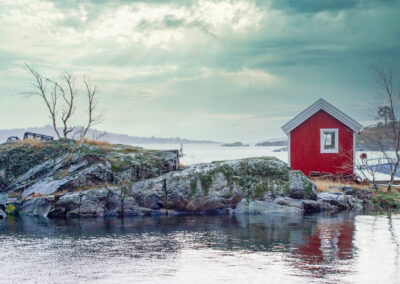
0,138,395,220
255,139,288,146
221,142,249,147
273,146,288,152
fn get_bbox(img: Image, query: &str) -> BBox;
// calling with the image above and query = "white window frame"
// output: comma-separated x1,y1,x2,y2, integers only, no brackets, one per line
320,128,339,154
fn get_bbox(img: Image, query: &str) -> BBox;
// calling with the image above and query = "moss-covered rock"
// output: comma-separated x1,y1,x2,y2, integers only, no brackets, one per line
123,157,315,215
1,142,360,218
0,140,179,199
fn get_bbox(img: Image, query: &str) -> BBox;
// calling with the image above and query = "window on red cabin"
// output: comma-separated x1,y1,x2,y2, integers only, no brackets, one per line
320,129,338,153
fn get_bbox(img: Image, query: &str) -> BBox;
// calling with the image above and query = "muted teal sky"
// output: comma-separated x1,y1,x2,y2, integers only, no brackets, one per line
0,0,399,142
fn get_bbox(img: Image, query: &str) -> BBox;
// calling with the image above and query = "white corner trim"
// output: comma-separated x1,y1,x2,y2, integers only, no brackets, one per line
288,133,291,167
320,128,339,154
353,132,356,174
281,98,363,134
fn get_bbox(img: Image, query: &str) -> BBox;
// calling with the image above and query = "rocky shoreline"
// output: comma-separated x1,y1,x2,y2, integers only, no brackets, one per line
0,140,376,219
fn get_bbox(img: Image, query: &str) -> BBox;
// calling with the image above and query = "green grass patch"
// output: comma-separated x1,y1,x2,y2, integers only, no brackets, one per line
371,192,400,209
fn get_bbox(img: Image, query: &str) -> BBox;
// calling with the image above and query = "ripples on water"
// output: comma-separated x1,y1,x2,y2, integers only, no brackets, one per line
0,212,399,284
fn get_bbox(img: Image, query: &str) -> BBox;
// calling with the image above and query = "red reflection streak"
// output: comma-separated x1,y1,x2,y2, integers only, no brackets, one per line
291,219,355,276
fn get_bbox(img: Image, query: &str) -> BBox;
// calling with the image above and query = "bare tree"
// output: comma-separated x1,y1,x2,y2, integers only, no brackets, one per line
23,64,102,140
24,64,61,138
79,76,104,140
368,64,400,192
59,73,76,138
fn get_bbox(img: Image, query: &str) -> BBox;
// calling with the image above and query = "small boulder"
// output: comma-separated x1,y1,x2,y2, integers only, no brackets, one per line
317,192,347,210
289,171,316,199
20,197,53,217
274,197,303,208
235,199,300,214
342,187,356,196
302,200,321,213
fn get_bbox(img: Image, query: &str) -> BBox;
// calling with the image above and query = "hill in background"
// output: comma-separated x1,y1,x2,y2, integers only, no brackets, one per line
0,126,220,145
256,138,288,146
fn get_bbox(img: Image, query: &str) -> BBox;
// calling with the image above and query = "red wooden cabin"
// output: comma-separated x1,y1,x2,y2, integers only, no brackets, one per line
282,99,363,176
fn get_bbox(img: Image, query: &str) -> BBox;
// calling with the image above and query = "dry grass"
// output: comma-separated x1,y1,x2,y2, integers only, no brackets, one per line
376,184,400,193
312,178,400,194
311,178,371,193
79,138,111,146
14,138,45,148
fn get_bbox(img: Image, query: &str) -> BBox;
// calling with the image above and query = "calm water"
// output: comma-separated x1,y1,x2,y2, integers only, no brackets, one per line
1,213,400,284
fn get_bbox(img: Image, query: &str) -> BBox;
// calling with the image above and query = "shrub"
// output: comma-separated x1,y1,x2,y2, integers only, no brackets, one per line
5,204,16,215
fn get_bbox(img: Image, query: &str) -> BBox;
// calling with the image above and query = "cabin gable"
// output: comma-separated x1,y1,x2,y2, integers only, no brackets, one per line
289,109,354,176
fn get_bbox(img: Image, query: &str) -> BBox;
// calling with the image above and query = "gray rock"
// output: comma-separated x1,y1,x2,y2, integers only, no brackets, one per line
0,208,6,219
22,177,74,198
122,196,140,216
0,170,6,189
317,192,347,208
342,187,356,195
14,154,68,183
137,207,154,216
351,197,363,210
129,176,166,210
68,160,89,172
289,171,316,199
0,193,7,205
318,200,339,212
235,199,301,214
79,188,108,217
302,200,321,213
274,197,303,208
79,163,112,185
106,187,123,217
49,192,81,218
20,197,54,217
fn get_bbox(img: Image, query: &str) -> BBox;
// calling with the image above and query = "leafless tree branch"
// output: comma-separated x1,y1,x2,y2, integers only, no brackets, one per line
58,72,76,138
23,64,103,140
80,76,104,140
370,64,400,192
23,64,61,139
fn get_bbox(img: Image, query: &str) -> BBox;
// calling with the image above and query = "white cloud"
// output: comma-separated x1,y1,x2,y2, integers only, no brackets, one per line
0,0,397,140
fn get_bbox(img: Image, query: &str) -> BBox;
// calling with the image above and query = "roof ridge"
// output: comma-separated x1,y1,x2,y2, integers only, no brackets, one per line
281,98,363,134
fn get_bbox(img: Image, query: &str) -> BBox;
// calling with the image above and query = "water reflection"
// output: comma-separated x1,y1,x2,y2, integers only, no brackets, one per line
0,212,399,283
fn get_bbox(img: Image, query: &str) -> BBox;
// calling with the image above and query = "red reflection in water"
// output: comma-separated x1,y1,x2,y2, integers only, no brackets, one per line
292,216,355,277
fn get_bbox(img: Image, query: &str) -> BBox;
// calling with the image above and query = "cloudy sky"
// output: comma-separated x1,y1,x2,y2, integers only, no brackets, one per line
0,0,399,142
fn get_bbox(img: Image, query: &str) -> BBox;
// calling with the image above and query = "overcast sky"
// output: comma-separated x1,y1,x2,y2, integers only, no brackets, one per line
0,0,399,142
